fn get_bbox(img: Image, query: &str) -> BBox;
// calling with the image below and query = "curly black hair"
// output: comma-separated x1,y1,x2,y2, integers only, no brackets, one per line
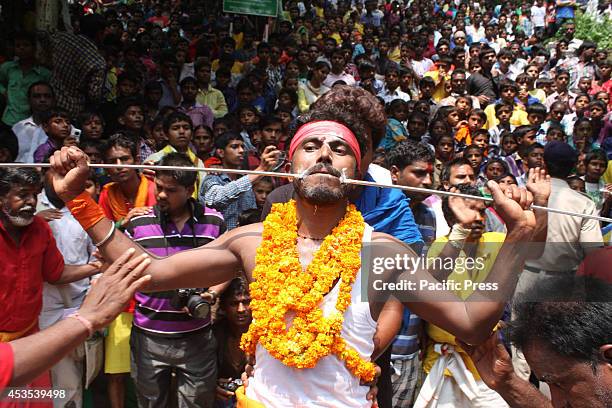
288,106,370,162
386,140,434,170
310,85,386,149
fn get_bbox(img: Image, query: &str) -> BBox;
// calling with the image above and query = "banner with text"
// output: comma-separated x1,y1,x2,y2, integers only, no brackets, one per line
223,0,279,17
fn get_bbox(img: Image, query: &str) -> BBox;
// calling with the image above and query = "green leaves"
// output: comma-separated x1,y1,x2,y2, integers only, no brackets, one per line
574,11,612,49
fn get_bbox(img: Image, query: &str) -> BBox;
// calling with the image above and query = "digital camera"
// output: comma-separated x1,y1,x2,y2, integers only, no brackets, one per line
222,378,243,393
170,288,211,319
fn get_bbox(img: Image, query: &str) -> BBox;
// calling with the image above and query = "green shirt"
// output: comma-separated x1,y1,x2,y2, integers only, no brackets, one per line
0,61,51,126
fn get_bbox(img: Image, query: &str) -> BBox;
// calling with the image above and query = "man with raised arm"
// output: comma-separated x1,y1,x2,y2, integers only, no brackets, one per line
49,100,541,407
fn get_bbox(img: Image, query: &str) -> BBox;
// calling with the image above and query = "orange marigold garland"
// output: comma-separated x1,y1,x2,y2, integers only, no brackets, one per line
240,200,377,383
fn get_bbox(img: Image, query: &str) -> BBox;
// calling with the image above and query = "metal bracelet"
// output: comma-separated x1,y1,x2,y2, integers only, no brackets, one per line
93,222,116,247
448,240,464,251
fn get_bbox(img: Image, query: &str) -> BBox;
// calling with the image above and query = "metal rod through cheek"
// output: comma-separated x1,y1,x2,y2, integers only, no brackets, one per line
4,162,611,223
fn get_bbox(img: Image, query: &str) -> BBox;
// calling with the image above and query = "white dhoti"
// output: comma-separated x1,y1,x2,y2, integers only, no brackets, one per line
414,344,509,408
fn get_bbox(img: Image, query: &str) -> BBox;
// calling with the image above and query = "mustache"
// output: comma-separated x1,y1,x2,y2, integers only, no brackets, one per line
300,163,343,178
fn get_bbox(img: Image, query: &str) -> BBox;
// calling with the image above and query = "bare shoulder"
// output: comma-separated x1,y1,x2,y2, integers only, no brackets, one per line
228,222,264,235
215,223,263,279
215,222,264,247
371,231,416,253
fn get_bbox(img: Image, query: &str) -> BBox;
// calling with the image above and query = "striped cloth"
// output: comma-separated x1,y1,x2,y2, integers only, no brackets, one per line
44,32,106,117
125,199,225,337
391,202,436,360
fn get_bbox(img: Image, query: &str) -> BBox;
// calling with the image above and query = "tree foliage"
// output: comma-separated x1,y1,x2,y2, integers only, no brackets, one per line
573,11,612,49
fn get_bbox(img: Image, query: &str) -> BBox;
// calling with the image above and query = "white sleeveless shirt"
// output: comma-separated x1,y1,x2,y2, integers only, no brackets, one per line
245,225,377,407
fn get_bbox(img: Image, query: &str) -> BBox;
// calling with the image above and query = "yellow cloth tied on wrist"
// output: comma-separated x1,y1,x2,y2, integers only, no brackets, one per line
236,386,266,408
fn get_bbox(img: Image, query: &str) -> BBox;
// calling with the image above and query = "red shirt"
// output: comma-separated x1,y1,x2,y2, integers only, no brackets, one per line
147,15,169,27
0,217,63,332
577,246,612,283
0,343,13,390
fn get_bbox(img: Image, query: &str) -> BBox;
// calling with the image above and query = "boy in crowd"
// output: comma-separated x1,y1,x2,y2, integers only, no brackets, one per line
99,71,141,135
13,81,56,163
199,132,279,230
252,177,275,209
386,140,436,407
489,102,515,146
526,102,548,144
33,109,76,163
195,58,229,118
116,97,155,161
97,133,157,407
178,77,215,129
146,112,206,197
484,79,529,130
0,33,51,127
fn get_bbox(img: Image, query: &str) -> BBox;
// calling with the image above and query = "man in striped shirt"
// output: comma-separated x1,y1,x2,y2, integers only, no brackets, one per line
388,140,436,407
124,153,227,408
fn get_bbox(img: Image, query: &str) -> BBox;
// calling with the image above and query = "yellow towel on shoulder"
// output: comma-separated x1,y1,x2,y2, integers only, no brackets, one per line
236,386,266,408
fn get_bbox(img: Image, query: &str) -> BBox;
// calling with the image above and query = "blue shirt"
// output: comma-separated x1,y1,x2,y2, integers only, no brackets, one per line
200,174,257,230
556,5,575,19
352,172,423,246
379,118,409,151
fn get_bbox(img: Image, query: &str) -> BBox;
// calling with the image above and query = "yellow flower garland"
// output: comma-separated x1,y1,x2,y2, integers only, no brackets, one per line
240,200,377,383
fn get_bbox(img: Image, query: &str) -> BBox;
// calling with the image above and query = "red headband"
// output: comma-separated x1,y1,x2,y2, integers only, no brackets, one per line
288,120,362,168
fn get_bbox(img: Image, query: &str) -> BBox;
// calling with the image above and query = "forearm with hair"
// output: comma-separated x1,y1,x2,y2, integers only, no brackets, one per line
407,228,530,345
10,318,89,386
525,208,547,259
430,241,463,281
55,264,99,284
370,297,403,361
461,227,530,342
67,196,241,291
495,374,553,408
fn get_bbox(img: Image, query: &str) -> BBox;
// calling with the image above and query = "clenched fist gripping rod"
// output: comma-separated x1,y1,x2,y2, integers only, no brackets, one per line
3,162,611,224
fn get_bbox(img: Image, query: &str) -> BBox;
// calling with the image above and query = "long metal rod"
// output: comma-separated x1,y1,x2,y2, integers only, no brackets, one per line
4,162,612,223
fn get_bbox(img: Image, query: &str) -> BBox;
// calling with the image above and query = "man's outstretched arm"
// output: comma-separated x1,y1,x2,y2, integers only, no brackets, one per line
49,146,246,290
423,172,548,343
79,216,249,291
374,229,528,345
374,179,540,344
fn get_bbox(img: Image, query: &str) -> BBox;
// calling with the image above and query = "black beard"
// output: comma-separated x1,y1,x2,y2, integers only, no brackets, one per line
295,181,348,205
293,163,352,205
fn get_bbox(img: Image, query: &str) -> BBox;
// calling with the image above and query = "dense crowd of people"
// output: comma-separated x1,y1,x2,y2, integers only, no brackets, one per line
0,0,611,407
